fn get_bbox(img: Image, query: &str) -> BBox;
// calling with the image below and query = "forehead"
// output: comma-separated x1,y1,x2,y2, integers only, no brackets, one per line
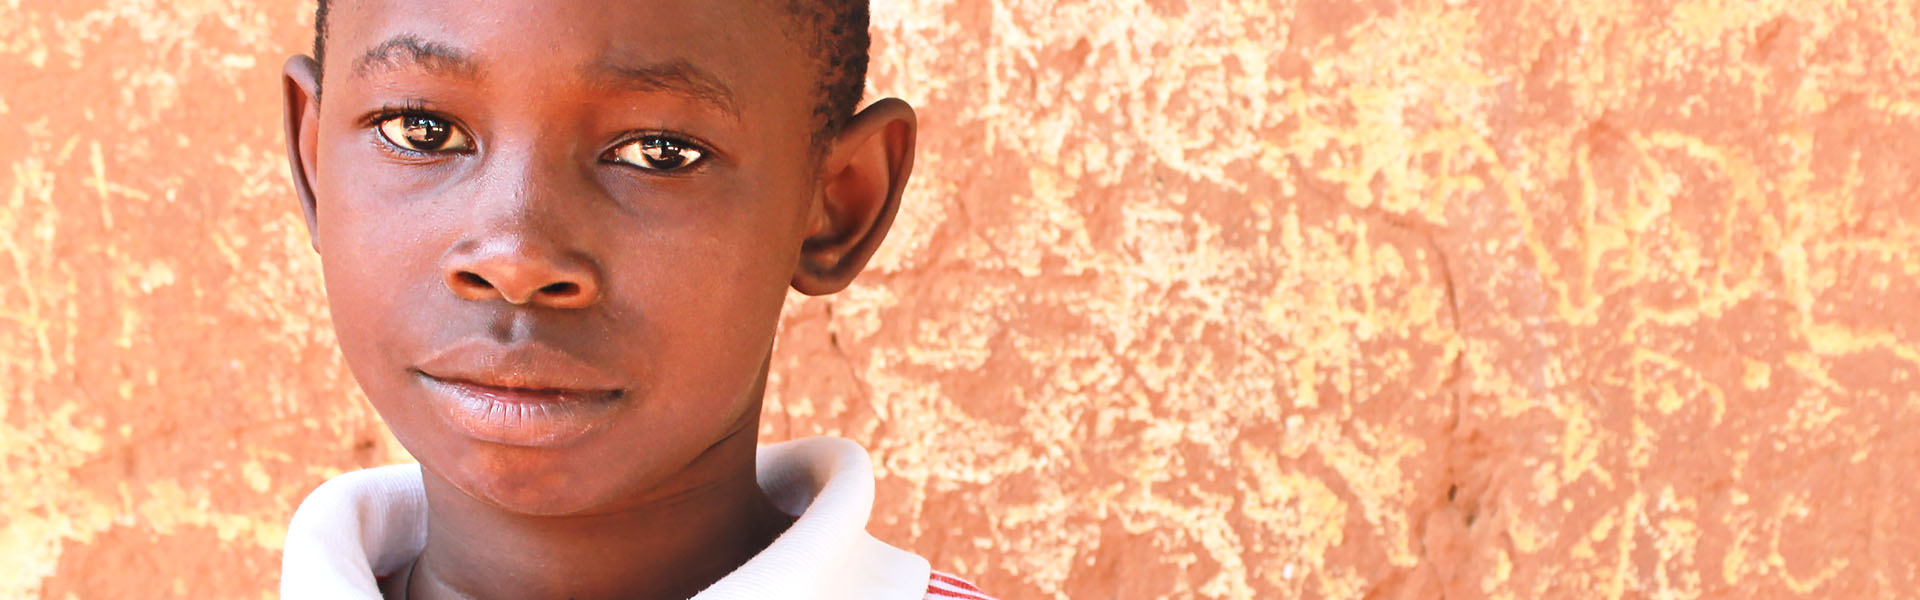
324,0,815,120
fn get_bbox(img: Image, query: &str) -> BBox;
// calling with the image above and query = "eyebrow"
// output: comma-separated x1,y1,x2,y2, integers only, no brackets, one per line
586,59,741,120
351,34,479,79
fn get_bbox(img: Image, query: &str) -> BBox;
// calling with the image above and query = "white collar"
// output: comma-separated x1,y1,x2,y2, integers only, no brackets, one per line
280,437,930,599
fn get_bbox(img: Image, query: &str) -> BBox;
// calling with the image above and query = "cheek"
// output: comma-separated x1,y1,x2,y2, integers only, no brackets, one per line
626,168,814,378
317,208,386,372
627,216,799,400
313,191,442,416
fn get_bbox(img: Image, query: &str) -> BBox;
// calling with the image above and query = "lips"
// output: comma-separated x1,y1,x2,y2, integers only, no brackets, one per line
413,340,628,447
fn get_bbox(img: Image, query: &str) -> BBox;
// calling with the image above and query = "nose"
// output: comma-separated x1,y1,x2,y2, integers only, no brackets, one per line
442,235,602,309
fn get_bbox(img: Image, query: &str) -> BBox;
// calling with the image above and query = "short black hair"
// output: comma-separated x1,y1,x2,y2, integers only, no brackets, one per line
312,1,870,141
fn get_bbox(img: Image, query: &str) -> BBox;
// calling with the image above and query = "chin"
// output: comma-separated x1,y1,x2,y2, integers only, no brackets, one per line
378,411,627,516
435,442,626,516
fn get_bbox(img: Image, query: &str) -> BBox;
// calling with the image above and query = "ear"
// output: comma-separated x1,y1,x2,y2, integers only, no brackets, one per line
791,97,917,296
283,55,324,253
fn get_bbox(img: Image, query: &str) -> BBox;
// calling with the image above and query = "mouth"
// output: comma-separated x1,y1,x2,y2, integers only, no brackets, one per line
411,341,630,447
418,371,623,405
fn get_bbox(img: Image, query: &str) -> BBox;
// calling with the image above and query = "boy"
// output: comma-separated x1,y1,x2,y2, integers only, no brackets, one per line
274,1,994,599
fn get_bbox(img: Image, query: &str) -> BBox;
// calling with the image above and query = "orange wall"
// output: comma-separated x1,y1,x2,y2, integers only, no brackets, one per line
4,1,1919,598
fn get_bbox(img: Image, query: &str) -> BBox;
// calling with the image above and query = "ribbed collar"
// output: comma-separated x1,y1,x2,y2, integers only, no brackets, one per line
280,437,930,599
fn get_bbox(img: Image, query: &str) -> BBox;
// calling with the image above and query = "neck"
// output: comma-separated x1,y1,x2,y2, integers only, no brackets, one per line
399,423,794,600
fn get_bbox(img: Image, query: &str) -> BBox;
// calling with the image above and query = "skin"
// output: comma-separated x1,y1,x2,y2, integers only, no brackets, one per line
280,1,916,598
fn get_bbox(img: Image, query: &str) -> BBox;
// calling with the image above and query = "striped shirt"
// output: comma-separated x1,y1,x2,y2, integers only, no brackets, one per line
925,571,995,600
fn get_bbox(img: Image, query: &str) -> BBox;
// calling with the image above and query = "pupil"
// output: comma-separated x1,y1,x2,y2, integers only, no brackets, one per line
404,116,449,148
643,139,683,167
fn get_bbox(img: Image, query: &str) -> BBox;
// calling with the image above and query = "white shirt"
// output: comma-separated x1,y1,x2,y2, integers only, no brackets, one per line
280,437,934,600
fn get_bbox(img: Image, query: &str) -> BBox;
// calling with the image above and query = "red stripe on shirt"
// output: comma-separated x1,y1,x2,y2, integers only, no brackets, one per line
925,570,994,600
930,571,984,592
926,587,991,600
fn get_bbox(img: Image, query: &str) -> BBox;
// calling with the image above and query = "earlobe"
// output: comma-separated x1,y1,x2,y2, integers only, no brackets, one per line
283,55,324,253
791,97,918,296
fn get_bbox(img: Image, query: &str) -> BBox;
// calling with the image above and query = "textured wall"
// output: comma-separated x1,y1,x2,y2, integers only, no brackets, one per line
3,0,1919,598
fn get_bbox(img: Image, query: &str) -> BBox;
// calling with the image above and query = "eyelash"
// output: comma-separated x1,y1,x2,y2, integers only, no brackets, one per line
366,101,431,126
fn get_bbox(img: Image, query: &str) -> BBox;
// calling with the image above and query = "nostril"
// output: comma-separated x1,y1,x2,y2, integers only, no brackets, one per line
540,282,579,297
457,272,492,289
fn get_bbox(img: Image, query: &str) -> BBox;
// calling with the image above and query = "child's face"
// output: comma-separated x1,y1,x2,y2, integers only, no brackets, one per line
281,0,900,514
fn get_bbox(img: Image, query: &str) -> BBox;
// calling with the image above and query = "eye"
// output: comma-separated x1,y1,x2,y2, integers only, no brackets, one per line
607,136,706,172
376,113,473,153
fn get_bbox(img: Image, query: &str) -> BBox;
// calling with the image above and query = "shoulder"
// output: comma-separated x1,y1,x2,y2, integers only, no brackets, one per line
923,570,996,600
